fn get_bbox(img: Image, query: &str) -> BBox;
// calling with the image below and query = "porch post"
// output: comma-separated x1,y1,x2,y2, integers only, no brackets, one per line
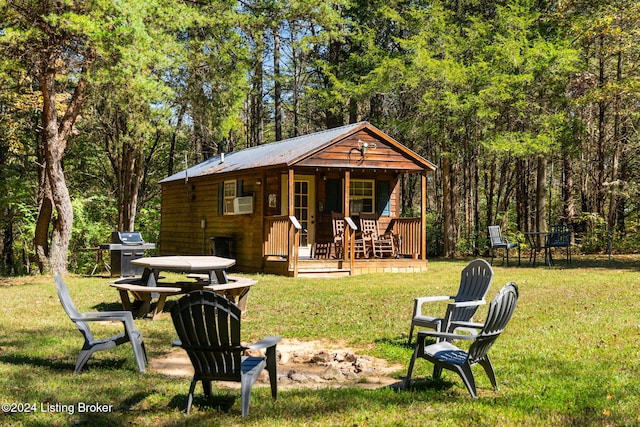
288,169,295,217
421,172,427,260
288,169,297,275
342,170,355,268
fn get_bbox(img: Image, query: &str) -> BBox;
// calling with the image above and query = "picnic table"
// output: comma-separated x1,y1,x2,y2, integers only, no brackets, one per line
524,231,551,267
111,256,255,319
131,255,236,285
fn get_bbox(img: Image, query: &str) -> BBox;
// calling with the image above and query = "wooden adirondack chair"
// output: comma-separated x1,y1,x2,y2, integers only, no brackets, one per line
408,258,493,344
55,273,147,374
359,214,395,258
405,282,519,398
332,212,367,258
331,212,346,258
170,290,280,417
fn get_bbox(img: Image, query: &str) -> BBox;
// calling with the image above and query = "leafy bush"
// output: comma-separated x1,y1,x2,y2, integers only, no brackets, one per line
68,197,117,274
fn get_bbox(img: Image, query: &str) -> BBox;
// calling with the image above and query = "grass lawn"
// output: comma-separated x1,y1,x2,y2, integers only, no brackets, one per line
1,255,639,426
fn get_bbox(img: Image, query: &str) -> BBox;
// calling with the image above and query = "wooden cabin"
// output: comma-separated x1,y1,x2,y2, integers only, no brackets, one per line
159,122,436,277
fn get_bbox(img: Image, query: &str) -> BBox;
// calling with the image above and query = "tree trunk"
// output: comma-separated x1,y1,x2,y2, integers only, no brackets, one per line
442,155,455,258
473,153,480,256
168,106,185,177
251,48,264,146
273,26,282,141
595,38,606,216
607,50,623,235
535,156,548,246
486,156,496,227
2,208,16,275
516,158,527,232
37,65,83,273
562,154,575,224
118,146,143,232
325,40,344,129
33,170,52,273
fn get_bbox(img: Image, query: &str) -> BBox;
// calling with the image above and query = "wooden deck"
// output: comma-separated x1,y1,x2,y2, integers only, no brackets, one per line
263,256,428,277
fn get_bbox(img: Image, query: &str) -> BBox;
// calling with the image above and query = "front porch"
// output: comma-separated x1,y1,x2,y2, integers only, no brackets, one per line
263,215,428,277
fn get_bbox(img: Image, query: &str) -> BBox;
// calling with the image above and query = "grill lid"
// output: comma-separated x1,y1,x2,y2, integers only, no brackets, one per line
112,231,145,245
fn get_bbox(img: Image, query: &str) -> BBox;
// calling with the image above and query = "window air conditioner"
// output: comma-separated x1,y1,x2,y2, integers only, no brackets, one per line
233,196,253,214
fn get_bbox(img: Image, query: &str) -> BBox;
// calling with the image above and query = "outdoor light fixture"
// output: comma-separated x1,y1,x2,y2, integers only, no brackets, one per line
357,139,376,157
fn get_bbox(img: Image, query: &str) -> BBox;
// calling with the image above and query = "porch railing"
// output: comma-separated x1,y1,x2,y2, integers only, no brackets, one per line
264,215,302,275
391,217,422,257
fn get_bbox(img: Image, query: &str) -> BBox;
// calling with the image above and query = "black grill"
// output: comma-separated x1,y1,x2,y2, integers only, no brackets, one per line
101,232,156,277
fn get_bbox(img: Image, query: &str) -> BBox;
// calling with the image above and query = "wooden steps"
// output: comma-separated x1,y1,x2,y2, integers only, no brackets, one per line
296,267,351,278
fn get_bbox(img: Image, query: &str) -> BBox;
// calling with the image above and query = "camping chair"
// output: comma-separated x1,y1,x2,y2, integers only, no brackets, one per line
488,225,520,266
405,282,519,398
170,290,280,417
545,224,572,266
408,259,493,344
54,273,147,374
359,214,396,258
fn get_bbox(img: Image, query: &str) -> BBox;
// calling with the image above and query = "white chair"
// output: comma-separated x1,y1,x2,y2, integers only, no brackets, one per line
55,273,147,373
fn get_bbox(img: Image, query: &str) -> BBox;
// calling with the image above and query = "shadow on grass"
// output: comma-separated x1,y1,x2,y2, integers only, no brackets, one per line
372,334,460,395
402,377,456,393
0,352,132,373
374,335,417,351
0,352,74,371
430,254,640,271
93,299,179,317
167,392,237,413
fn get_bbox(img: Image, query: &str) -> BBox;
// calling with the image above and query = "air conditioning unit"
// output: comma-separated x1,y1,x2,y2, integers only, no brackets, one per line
233,196,253,215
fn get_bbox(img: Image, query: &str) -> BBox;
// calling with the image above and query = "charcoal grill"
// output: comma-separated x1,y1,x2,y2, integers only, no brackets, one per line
101,232,156,277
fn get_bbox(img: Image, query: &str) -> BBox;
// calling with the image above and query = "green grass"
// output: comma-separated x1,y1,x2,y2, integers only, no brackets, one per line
1,255,640,426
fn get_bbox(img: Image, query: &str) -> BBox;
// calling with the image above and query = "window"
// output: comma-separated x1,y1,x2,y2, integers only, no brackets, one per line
223,180,236,215
349,179,374,214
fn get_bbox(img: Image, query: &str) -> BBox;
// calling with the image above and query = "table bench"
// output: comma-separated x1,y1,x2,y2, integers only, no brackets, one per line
203,276,256,311
111,275,256,318
110,283,183,320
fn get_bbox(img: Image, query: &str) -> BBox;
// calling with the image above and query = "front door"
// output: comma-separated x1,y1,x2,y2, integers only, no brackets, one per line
281,174,316,247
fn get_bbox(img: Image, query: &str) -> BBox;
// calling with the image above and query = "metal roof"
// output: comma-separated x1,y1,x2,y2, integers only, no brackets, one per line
160,121,434,183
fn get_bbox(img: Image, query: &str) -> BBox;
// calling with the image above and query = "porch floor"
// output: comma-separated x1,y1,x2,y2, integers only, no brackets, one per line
264,255,428,277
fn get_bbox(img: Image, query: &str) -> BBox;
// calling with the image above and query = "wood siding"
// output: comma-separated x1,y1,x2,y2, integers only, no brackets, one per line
159,171,266,272
297,129,425,171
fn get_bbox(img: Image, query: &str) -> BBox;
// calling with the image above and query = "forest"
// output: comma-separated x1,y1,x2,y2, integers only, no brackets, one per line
1,0,639,275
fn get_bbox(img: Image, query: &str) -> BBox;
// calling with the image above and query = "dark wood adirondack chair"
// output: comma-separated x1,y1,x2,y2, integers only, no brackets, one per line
170,290,280,417
408,258,493,344
405,282,519,398
54,273,147,374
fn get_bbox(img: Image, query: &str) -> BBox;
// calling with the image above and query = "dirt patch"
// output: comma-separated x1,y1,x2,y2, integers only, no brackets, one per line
0,276,41,287
150,338,404,390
